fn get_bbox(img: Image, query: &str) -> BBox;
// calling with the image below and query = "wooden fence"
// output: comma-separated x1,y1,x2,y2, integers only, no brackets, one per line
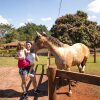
90,48,100,63
48,67,100,100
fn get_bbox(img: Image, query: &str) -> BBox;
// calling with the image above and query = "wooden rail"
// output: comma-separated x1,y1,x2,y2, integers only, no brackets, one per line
56,69,100,86
48,67,100,100
26,64,47,91
90,48,100,63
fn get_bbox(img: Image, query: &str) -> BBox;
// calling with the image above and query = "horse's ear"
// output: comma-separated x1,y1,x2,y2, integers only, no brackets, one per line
36,31,42,37
42,32,46,35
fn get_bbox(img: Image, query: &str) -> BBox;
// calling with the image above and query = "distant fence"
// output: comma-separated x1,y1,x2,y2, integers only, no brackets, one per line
48,67,100,100
90,48,100,63
0,48,100,63
90,48,100,55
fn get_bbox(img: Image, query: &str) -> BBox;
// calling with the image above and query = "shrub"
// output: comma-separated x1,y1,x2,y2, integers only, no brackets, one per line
0,48,17,57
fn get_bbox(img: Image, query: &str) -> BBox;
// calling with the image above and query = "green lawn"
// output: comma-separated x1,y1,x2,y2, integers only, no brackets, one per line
0,57,18,67
70,55,100,75
0,56,100,75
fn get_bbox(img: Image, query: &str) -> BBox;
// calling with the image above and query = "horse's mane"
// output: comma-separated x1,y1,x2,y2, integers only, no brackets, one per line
47,35,64,47
35,33,65,47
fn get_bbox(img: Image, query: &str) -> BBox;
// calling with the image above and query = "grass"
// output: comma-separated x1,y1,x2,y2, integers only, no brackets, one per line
0,99,8,100
0,57,18,67
0,56,99,100
0,56,100,75
68,56,100,76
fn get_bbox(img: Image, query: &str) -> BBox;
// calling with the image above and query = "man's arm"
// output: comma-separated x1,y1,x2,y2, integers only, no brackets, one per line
29,64,34,73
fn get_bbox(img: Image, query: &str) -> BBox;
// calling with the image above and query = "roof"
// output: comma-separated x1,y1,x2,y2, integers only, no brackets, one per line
2,41,26,47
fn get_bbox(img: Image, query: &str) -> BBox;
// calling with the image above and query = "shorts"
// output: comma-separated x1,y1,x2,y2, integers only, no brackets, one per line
19,67,35,76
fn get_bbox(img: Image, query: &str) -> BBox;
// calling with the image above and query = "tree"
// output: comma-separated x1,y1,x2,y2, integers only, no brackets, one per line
0,22,49,44
5,28,19,43
50,10,100,48
0,24,12,38
0,24,18,43
17,22,49,41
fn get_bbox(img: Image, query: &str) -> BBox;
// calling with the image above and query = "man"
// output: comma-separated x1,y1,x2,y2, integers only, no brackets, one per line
22,41,40,99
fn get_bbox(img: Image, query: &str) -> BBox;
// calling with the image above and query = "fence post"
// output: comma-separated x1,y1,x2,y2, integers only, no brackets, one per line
94,47,96,63
47,50,51,67
48,67,56,100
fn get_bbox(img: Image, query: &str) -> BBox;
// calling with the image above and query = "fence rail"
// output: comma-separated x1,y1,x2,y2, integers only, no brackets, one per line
48,67,100,100
56,69,100,86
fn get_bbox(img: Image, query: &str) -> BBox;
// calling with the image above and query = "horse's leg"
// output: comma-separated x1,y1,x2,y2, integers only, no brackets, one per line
81,65,85,73
58,66,70,86
78,64,82,73
81,56,88,73
66,67,77,87
67,67,70,71
67,79,72,96
67,67,76,96
78,64,85,73
66,67,77,86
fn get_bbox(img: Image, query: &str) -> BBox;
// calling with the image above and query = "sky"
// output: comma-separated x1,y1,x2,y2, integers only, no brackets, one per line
0,0,100,30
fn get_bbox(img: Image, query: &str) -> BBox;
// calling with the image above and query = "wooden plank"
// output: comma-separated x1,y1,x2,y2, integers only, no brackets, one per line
26,79,32,91
56,70,100,86
35,73,47,75
48,67,57,100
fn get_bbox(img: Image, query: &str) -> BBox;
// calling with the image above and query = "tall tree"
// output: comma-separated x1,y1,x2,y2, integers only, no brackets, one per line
0,24,18,43
50,10,100,48
17,22,49,41
0,24,12,38
5,28,19,43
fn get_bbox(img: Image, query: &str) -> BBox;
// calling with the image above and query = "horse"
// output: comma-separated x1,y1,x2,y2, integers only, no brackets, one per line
32,32,90,73
32,32,90,95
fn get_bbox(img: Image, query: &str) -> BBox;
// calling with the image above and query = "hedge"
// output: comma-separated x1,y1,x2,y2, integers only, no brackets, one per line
0,48,17,57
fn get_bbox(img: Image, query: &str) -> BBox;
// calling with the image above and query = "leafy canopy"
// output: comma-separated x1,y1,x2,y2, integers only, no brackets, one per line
50,11,100,48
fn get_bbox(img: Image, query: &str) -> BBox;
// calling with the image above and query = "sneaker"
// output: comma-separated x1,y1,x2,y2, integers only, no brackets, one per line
22,92,28,99
33,89,40,94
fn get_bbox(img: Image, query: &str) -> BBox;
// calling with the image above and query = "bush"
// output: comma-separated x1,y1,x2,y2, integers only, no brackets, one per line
0,48,17,57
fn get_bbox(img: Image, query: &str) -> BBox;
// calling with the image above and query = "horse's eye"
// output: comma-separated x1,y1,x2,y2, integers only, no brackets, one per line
38,36,41,38
35,36,39,42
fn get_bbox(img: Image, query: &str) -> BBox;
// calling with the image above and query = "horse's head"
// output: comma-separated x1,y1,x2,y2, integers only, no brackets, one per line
31,32,48,52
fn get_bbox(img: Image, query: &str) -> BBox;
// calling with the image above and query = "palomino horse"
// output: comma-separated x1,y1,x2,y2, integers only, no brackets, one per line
32,32,90,95
32,32,90,73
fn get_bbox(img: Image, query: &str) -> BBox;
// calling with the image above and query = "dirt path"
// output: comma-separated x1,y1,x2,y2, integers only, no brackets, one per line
0,67,100,100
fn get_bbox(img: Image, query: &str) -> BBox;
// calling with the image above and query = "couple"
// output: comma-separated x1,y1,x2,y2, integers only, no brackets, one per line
16,41,40,99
